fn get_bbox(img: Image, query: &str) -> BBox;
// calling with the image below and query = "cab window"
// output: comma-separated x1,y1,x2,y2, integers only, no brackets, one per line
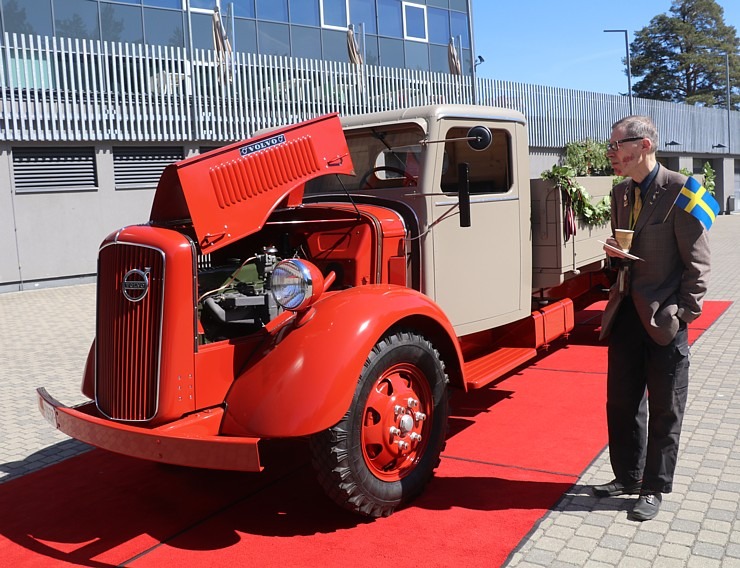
440,127,512,194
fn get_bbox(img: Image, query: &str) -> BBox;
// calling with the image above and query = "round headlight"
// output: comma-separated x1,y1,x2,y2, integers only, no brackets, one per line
271,259,323,311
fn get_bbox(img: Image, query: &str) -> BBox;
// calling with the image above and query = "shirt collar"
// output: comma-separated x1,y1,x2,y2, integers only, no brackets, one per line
637,163,660,192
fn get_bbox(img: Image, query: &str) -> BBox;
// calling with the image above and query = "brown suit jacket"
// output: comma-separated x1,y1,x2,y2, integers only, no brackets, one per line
599,165,711,346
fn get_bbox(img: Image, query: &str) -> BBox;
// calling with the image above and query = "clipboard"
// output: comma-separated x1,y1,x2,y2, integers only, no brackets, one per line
598,240,643,261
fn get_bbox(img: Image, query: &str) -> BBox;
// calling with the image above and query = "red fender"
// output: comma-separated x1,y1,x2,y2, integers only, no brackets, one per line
220,285,462,438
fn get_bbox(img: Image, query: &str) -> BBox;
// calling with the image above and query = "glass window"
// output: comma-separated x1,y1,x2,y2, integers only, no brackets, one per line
377,0,401,38
233,18,257,52
429,43,447,73
111,0,142,4
441,128,512,195
256,0,288,22
426,0,447,6
404,40,428,70
232,0,255,18
402,2,426,41
144,7,185,47
190,0,217,9
377,37,403,68
258,21,289,55
291,25,321,60
427,7,448,44
143,0,181,8
349,0,376,34
191,12,213,49
321,28,347,62
2,0,53,36
449,10,468,48
101,3,144,44
54,0,99,40
321,0,348,29
363,34,378,64
290,0,319,26
448,0,467,11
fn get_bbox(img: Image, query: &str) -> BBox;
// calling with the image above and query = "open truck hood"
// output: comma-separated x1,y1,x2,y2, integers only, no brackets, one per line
150,113,355,253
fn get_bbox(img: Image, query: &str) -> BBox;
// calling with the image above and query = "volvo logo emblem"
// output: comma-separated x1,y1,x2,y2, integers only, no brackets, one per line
122,269,150,302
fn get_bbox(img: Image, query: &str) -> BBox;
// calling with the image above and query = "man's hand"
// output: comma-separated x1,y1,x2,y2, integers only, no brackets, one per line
603,236,622,258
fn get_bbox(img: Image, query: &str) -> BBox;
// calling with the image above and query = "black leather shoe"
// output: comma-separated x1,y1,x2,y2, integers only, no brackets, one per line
631,492,662,521
591,478,642,497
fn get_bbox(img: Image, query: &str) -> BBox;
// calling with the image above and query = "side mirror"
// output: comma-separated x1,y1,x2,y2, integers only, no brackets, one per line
467,126,492,151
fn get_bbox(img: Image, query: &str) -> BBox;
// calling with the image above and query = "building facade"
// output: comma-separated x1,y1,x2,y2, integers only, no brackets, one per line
0,0,475,74
0,0,738,293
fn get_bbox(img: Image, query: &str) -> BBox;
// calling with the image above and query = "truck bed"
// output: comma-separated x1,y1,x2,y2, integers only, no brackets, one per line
530,176,613,289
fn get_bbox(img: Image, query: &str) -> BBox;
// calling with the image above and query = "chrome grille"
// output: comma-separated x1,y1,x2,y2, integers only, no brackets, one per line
96,243,164,421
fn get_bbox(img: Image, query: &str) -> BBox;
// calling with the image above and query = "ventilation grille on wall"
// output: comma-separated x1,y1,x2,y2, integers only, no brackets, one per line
113,146,184,190
13,147,97,193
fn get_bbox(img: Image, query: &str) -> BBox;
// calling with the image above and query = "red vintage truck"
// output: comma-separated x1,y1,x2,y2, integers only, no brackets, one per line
38,105,611,518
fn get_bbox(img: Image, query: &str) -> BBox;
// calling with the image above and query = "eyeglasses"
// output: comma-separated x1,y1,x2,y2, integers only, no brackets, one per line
606,137,644,152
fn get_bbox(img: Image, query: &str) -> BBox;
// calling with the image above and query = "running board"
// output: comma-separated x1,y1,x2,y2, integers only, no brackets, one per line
463,347,538,390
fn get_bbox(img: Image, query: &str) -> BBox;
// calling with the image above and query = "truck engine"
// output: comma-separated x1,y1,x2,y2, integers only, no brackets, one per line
197,248,282,341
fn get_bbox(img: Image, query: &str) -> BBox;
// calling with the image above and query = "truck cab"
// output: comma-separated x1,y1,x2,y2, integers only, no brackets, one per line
306,105,533,336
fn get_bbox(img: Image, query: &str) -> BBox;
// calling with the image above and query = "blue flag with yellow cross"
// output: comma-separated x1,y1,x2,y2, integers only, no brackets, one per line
674,176,721,231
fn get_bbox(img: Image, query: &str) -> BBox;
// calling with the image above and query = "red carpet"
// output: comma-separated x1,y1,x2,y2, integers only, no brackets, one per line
0,301,730,567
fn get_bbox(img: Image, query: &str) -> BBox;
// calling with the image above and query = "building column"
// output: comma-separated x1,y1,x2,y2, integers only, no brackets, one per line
714,157,734,214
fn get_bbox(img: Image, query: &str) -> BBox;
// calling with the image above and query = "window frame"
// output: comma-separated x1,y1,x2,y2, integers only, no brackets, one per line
320,0,350,31
402,1,428,43
183,0,219,14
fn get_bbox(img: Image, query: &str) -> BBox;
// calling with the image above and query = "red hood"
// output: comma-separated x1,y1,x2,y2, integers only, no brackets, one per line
149,113,354,253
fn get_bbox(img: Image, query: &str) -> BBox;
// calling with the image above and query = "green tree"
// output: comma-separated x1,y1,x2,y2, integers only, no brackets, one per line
629,0,740,108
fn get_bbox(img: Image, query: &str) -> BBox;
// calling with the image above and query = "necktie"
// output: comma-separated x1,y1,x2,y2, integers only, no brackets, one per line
631,185,642,229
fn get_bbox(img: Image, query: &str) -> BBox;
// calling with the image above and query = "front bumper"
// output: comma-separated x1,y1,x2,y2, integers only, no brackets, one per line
37,387,262,471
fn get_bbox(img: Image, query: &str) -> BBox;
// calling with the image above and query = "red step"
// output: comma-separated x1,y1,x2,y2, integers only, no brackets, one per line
463,347,537,390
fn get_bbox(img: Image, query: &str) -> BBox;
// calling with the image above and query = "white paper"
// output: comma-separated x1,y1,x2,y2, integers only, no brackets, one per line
598,240,643,261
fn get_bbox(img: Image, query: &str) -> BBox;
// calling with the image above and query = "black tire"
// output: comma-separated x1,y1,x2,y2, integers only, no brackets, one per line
309,330,449,518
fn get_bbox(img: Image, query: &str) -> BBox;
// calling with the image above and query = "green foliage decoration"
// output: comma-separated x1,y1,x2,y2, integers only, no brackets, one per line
564,139,613,176
540,165,611,227
679,164,715,195
702,162,716,195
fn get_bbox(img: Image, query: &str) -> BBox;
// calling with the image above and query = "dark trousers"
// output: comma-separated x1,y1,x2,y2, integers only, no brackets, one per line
606,298,690,494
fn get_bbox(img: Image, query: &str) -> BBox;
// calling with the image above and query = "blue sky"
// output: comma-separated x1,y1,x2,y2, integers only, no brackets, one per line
471,0,740,95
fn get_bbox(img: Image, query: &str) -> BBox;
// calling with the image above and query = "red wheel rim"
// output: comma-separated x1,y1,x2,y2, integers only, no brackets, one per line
360,362,433,481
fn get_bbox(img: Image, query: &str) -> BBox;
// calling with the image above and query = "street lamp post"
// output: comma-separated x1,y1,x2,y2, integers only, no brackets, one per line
604,29,633,115
724,52,731,153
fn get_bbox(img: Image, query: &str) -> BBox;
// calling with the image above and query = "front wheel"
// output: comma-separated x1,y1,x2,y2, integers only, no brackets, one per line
310,330,449,518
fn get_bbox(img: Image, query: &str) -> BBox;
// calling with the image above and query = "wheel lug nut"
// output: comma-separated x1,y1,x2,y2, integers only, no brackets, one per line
389,427,401,437
394,405,404,415
407,398,418,408
410,432,422,442
415,412,427,421
397,440,409,450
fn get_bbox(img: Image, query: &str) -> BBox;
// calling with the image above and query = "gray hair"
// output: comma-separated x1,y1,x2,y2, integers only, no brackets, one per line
612,115,659,153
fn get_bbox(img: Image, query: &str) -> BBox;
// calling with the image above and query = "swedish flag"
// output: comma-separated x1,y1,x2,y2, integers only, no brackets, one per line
675,176,720,230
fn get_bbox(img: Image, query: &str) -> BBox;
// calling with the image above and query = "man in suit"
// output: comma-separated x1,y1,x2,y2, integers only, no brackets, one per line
592,115,711,521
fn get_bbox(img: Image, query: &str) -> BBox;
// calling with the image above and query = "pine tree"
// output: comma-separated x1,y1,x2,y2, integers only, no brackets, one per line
629,0,739,109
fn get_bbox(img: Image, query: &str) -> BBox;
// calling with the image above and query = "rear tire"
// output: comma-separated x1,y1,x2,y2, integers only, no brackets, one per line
310,330,449,517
